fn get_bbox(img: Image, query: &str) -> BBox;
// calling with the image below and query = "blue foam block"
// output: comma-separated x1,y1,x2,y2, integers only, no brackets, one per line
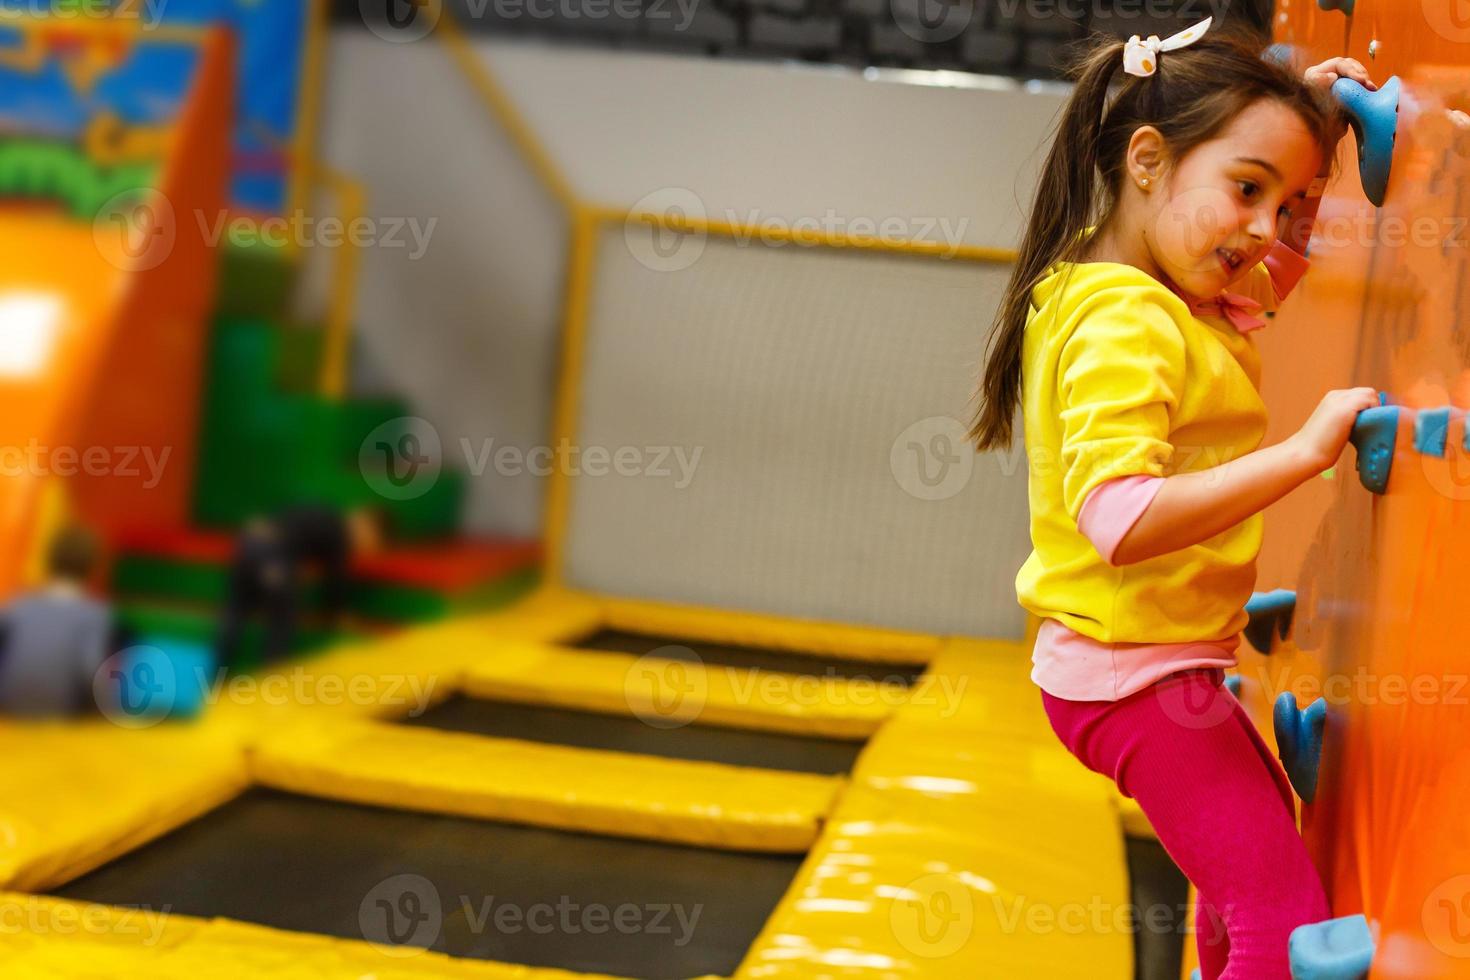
1274,693,1328,803
1289,914,1375,979
1414,407,1451,457
1332,76,1400,207
1244,589,1296,653
102,639,215,722
1348,405,1399,494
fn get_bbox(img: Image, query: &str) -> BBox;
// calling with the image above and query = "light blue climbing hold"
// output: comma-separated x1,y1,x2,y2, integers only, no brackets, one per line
1224,673,1242,697
1274,692,1328,803
1191,971,1201,980
1414,407,1452,457
1332,76,1400,207
1263,43,1302,69
1348,404,1399,494
1289,914,1375,979
1316,0,1354,14
1245,589,1296,653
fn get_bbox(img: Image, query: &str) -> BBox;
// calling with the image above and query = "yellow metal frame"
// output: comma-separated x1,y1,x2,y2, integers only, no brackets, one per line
430,0,1030,658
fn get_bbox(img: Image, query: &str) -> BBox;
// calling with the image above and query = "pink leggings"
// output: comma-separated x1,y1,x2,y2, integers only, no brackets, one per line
1042,669,1329,980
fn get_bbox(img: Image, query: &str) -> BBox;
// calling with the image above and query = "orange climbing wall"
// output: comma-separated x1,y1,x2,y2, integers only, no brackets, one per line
1233,3,1470,977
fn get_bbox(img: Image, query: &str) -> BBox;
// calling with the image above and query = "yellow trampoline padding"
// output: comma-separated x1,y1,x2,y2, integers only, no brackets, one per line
0,721,249,892
733,637,1133,979
597,596,942,665
460,641,896,739
251,720,843,853
0,893,645,978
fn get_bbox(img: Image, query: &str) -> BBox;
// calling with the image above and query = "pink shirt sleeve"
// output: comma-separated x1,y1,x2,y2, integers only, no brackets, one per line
1263,238,1310,303
1077,474,1165,565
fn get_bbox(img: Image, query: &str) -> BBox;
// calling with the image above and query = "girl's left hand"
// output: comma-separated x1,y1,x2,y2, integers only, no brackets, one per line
1304,57,1377,91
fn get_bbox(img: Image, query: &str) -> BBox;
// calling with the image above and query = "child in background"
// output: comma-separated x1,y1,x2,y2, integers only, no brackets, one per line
970,20,1379,979
0,525,115,717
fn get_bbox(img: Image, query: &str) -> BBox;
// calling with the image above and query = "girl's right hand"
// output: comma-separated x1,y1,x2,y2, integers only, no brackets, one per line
1291,387,1382,472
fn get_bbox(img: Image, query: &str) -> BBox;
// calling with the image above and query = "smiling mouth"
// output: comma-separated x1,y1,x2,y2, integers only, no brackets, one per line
1216,248,1245,273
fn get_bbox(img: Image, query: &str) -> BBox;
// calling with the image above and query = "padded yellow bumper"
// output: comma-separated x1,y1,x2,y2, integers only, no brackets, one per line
252,720,843,853
0,893,642,978
733,637,1133,978
460,641,897,740
0,721,248,892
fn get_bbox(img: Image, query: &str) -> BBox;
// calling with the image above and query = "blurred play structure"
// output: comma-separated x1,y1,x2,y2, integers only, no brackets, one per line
0,1,1467,979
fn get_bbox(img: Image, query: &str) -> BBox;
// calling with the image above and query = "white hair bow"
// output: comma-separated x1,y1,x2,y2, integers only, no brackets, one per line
1123,16,1212,77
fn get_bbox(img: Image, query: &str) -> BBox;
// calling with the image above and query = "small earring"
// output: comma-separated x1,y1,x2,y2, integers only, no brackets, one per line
1140,177,1151,187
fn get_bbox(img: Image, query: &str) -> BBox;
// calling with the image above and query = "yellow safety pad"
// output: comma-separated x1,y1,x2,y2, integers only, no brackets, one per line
0,892,642,978
460,641,897,739
0,721,249,892
251,720,843,853
597,596,941,665
734,638,1133,979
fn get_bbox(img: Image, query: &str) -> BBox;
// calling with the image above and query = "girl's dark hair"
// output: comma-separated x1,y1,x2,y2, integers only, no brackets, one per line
968,27,1345,452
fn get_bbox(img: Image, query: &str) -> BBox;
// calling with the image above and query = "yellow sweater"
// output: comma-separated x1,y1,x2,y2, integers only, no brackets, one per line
1015,256,1277,644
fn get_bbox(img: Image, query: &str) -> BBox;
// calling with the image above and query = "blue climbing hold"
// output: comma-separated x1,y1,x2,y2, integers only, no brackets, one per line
1348,404,1399,494
1224,673,1242,697
1414,407,1452,457
1316,0,1354,14
1245,589,1296,653
1289,914,1375,979
1332,76,1400,207
1263,43,1302,69
1274,693,1328,803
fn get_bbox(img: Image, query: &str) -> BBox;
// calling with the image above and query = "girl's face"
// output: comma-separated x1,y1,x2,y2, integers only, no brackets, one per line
1146,99,1324,300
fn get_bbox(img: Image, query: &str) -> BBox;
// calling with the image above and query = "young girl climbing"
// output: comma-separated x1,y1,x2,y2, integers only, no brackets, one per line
969,19,1380,980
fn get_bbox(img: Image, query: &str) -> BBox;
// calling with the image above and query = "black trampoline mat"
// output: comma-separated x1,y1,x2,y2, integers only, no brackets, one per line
1126,835,1189,980
53,788,803,979
402,696,864,774
581,628,926,687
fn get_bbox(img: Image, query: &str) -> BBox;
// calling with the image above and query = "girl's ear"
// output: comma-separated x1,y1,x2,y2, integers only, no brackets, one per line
1125,125,1169,187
